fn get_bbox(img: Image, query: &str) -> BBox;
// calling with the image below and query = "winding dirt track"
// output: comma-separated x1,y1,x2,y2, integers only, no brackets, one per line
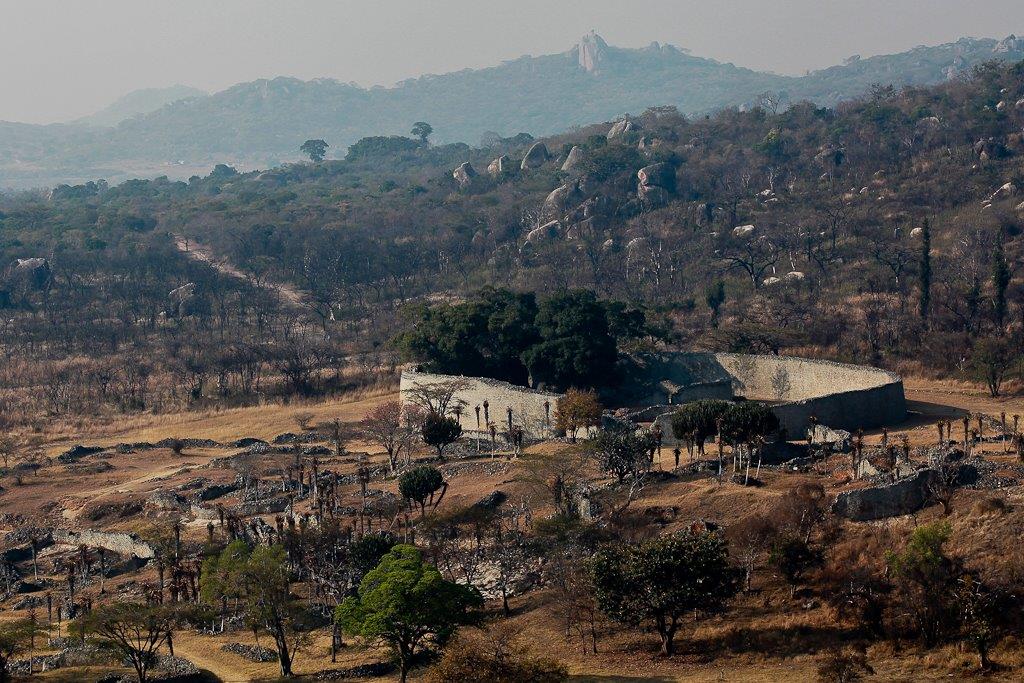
173,235,308,309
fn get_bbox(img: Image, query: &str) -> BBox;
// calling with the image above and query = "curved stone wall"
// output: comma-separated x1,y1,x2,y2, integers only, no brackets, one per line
401,352,907,443
711,353,906,435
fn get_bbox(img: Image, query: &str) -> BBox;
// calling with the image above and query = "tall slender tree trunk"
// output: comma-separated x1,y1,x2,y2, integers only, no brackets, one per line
659,622,677,655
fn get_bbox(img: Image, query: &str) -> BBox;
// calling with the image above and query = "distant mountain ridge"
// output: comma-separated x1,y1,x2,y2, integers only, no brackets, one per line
75,84,208,128
2,32,1023,189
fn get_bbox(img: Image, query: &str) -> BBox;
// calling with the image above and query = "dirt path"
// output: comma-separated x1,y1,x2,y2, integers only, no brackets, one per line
172,632,257,682
174,235,308,309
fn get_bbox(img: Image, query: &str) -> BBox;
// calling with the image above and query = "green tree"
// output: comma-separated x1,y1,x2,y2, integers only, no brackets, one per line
604,301,657,342
421,413,462,459
346,135,422,160
670,399,730,456
588,425,657,484
398,465,447,517
719,401,780,477
411,122,433,144
336,545,482,682
705,281,726,325
522,290,618,390
299,139,329,163
200,539,250,632
719,401,780,447
242,545,312,677
770,535,824,596
397,289,640,391
350,532,399,583
887,521,956,647
0,619,41,683
991,233,1010,329
590,531,741,655
396,288,538,385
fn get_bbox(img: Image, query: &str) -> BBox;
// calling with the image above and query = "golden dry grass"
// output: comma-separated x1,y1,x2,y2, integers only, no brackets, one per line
39,385,394,456
9,376,1024,682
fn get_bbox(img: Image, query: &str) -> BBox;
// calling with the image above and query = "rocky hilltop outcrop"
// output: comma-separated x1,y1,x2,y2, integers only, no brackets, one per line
577,30,609,73
5,33,1024,188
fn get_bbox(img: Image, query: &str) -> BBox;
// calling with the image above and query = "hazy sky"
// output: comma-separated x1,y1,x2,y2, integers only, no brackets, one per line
2,0,1023,124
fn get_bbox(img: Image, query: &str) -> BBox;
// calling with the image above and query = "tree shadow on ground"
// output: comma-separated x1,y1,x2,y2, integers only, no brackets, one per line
570,677,676,682
687,623,859,661
167,670,222,682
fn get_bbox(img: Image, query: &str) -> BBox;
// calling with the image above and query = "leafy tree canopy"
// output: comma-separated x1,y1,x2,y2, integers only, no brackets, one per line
398,465,447,516
399,288,650,391
590,531,741,655
411,122,433,143
670,399,730,451
718,401,780,446
588,423,658,484
300,138,329,162
421,413,462,458
336,544,482,682
346,135,422,161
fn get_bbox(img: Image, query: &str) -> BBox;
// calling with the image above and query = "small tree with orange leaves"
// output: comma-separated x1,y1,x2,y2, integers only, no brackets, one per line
554,389,602,442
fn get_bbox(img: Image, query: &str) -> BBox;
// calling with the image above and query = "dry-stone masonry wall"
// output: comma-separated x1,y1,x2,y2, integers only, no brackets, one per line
712,353,906,435
832,469,939,521
640,353,905,440
403,352,906,442
399,371,560,440
52,529,155,560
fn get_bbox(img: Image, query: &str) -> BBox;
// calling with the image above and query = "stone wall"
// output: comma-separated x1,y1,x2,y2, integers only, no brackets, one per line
713,353,901,401
52,529,155,560
399,371,561,440
832,469,939,521
402,352,906,443
712,353,906,435
644,353,905,438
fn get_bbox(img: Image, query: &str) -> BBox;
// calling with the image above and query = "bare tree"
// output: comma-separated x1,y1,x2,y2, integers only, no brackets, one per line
404,379,471,417
360,401,404,473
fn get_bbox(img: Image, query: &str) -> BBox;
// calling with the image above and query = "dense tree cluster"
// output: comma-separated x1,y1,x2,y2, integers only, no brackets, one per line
397,288,653,390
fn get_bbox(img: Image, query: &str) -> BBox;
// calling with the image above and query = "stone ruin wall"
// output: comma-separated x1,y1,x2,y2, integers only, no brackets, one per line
712,353,906,435
52,529,155,560
653,354,906,443
399,371,561,440
713,353,901,402
402,353,906,444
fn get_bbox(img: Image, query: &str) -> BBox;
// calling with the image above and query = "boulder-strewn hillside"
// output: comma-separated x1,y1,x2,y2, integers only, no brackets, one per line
2,33,1023,188
3,56,1024,429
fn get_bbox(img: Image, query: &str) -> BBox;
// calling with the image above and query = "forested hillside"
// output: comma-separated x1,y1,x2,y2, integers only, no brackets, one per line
2,33,1023,188
2,59,1024,428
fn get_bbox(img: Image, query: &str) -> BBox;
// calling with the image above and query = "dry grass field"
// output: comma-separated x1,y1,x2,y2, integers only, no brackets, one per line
2,374,1023,682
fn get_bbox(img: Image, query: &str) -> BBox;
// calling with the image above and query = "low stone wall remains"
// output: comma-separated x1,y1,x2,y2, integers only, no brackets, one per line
52,529,155,560
832,469,939,521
